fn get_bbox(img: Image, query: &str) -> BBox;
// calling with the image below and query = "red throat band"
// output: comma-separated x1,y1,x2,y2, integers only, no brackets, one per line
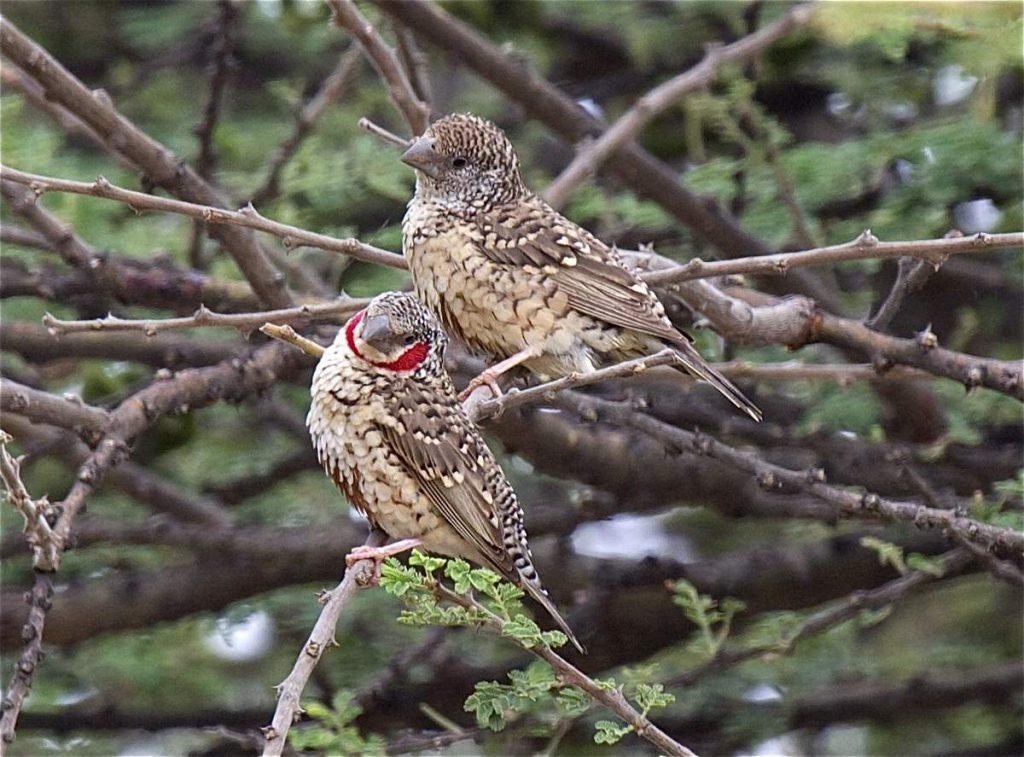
344,310,430,372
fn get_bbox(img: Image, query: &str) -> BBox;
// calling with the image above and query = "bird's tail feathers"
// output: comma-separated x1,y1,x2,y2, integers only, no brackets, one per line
668,340,763,422
521,578,586,654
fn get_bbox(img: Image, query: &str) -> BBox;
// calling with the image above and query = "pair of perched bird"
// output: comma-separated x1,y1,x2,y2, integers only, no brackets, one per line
307,115,761,653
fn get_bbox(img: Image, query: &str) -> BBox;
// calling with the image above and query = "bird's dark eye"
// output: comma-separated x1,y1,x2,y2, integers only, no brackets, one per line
451,156,468,169
402,334,418,346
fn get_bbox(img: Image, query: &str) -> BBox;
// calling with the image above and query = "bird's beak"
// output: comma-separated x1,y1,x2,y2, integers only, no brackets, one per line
359,313,394,352
401,136,442,180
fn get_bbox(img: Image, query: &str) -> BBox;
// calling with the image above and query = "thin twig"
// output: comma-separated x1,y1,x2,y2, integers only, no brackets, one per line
639,229,1024,285
0,379,110,438
467,350,679,423
327,0,430,135
866,256,935,332
392,18,434,109
667,549,973,687
1,180,263,312
542,4,815,209
261,530,386,757
0,571,54,751
0,165,406,270
194,0,238,180
259,323,326,359
0,65,134,170
0,430,62,571
949,534,1024,588
0,225,51,251
189,0,239,268
251,46,364,208
2,321,241,370
358,116,411,148
466,355,937,423
41,298,367,337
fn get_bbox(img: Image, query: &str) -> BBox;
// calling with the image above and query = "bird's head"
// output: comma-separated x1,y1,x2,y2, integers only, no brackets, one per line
401,113,525,210
341,291,447,375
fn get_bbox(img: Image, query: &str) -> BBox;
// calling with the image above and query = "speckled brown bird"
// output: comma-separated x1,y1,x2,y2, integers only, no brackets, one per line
400,113,761,421
306,291,584,652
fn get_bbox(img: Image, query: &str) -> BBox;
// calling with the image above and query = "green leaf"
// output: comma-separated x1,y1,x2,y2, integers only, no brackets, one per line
555,687,591,717
594,720,633,745
907,552,946,577
633,683,675,714
444,558,473,593
408,549,446,575
501,615,544,647
860,536,908,574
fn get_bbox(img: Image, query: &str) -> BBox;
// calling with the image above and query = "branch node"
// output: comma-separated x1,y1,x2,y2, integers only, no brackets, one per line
756,470,778,491
855,229,879,247
806,467,826,484
965,366,984,391
915,325,938,350
860,493,882,512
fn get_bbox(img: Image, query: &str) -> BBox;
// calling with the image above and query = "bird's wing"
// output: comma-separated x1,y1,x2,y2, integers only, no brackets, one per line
480,199,686,343
378,385,517,577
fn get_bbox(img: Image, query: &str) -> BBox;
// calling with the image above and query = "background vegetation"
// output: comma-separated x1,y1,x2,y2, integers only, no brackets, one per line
1,1,1021,755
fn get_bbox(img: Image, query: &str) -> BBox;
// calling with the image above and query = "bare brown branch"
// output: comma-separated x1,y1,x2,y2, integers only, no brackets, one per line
639,230,1024,285
328,0,430,135
2,321,241,369
0,431,61,570
259,323,327,359
568,393,1023,558
261,530,386,757
0,379,110,439
0,165,406,270
543,4,815,209
250,46,364,208
41,298,367,337
0,572,53,750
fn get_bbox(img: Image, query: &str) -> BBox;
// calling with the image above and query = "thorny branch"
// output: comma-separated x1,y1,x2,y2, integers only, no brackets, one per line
0,434,59,751
0,166,406,270
0,432,61,571
7,164,1017,289
429,582,697,757
6,164,1020,396
0,571,53,751
567,393,1023,558
261,530,386,757
638,230,1024,285
41,298,368,337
